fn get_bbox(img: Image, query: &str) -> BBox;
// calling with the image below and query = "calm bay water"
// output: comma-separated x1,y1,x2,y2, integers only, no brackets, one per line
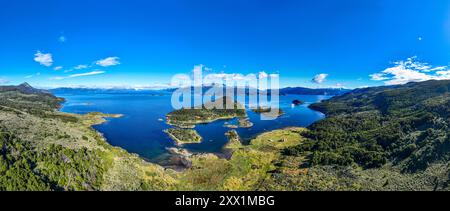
58,93,330,163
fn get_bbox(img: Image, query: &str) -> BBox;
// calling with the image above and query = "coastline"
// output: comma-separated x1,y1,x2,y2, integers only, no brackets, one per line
55,93,329,170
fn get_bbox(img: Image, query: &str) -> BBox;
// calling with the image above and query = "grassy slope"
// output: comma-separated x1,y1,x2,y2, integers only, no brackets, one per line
178,128,307,191
0,89,178,191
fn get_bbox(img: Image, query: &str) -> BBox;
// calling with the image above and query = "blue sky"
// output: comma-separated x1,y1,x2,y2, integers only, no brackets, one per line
1,0,450,89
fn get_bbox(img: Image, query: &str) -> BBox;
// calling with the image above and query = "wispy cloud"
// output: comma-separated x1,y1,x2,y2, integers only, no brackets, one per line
62,64,89,73
54,66,63,71
96,57,120,67
312,73,328,84
25,72,41,79
74,64,89,70
370,57,450,85
51,70,106,80
50,76,66,80
58,36,67,43
332,83,346,89
34,51,53,67
0,78,10,84
70,70,105,78
369,73,389,81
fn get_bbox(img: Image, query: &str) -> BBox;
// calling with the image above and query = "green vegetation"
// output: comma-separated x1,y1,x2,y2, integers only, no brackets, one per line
166,97,247,128
223,130,243,151
238,118,253,128
164,128,202,145
271,80,450,190
3,80,450,191
301,80,450,171
0,84,178,191
178,127,306,191
224,118,253,129
0,130,106,191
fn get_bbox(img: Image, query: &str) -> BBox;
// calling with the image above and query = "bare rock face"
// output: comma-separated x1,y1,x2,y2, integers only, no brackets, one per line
166,147,193,168
167,155,192,168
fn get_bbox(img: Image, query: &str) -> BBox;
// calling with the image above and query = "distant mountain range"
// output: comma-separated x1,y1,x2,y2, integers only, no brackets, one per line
50,86,351,96
0,83,64,102
49,87,173,95
0,82,53,95
279,87,350,96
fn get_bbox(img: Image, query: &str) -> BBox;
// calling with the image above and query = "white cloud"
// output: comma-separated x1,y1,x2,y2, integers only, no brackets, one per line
203,73,247,84
50,76,66,80
96,57,120,67
74,64,88,70
258,71,269,79
51,71,106,80
34,51,53,67
370,73,390,81
174,65,279,87
25,72,40,79
69,71,105,78
256,71,278,79
312,73,328,84
269,73,279,78
429,66,447,72
192,64,204,74
370,57,450,85
59,36,67,43
437,70,450,76
54,66,63,71
0,78,10,84
382,66,432,85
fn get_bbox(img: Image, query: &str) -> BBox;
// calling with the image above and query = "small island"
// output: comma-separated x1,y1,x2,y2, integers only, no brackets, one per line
166,97,247,128
164,128,203,145
238,118,253,128
224,118,253,129
292,99,304,106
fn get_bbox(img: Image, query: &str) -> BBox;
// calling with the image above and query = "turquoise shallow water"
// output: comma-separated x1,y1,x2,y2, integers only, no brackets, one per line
58,93,330,163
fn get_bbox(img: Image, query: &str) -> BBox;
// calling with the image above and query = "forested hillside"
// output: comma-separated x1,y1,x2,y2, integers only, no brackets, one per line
273,80,450,190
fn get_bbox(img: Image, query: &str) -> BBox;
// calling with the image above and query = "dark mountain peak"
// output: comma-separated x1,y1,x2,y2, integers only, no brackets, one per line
0,82,52,96
19,82,32,88
17,82,36,92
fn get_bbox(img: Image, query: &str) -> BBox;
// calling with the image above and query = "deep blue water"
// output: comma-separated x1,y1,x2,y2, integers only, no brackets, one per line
58,93,330,163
